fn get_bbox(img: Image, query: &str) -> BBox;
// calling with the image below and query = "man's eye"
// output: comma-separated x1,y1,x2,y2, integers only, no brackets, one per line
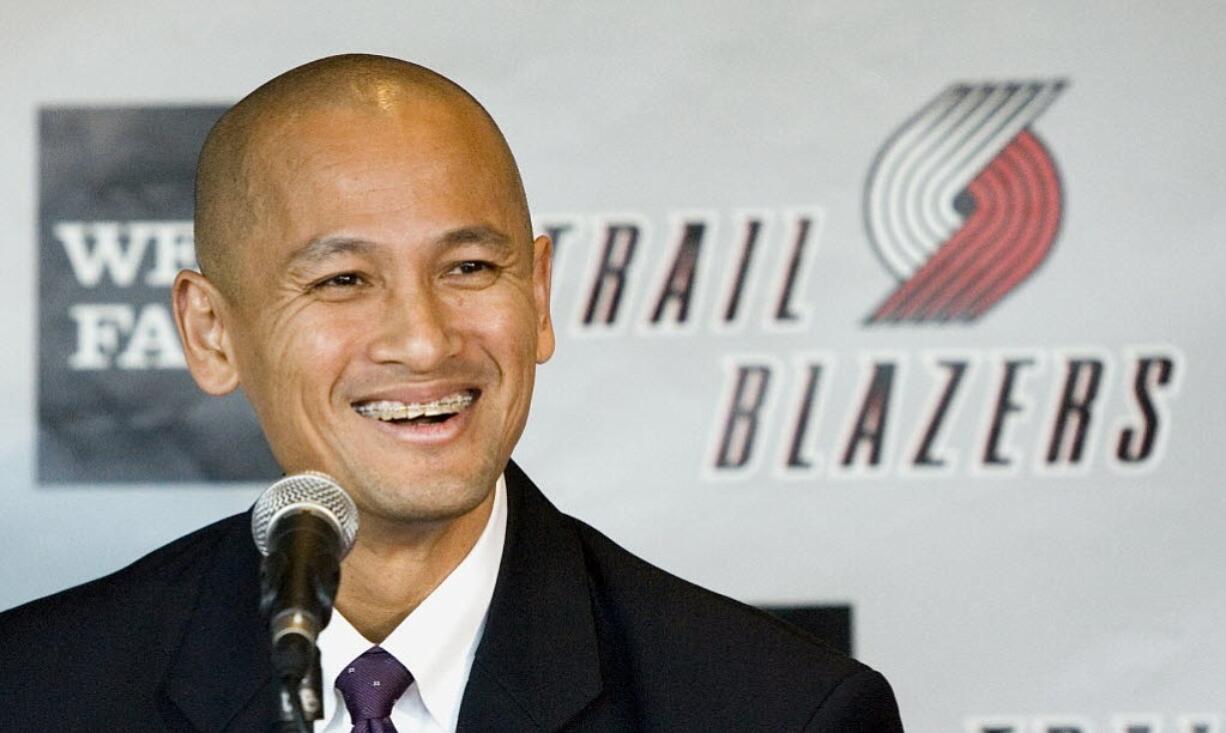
450,261,495,276
314,272,364,289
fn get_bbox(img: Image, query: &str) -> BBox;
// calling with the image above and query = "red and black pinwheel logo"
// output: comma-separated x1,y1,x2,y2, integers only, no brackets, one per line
863,80,1066,323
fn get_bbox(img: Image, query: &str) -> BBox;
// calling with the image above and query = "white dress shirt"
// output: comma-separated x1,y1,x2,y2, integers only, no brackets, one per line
316,475,507,733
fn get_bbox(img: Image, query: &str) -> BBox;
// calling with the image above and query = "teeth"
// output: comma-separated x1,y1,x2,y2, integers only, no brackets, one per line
354,391,474,421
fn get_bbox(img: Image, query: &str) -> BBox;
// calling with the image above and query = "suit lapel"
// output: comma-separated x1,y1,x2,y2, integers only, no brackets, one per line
458,461,604,731
161,512,278,732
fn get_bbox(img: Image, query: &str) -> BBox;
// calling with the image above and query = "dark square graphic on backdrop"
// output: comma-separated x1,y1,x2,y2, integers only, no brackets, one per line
38,106,279,482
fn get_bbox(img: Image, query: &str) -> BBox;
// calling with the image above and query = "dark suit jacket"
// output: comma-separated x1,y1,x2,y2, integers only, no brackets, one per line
0,462,903,731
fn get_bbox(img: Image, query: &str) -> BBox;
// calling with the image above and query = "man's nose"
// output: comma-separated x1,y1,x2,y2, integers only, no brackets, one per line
367,285,461,372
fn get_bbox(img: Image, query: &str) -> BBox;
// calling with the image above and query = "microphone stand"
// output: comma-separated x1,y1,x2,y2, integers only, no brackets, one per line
278,653,323,732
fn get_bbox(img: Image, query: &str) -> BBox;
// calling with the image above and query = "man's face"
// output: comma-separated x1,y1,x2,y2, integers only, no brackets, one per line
220,100,553,524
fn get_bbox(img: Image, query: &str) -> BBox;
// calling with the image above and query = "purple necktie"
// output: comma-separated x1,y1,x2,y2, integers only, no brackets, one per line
335,646,413,733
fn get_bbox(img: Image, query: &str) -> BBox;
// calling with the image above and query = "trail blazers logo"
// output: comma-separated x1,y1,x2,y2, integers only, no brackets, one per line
864,80,1066,323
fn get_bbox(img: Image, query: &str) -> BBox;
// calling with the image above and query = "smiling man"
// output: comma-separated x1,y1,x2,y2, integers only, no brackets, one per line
180,59,552,658
0,55,903,731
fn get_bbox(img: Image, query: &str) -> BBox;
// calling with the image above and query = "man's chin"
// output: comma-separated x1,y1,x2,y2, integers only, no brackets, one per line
353,475,498,527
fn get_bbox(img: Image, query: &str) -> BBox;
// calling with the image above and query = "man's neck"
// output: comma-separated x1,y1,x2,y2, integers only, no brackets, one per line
333,490,496,643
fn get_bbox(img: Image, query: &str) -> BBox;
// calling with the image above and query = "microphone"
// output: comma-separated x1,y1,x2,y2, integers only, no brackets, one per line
251,472,359,684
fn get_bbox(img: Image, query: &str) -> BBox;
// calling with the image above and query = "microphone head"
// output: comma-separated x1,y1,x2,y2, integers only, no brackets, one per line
251,471,359,557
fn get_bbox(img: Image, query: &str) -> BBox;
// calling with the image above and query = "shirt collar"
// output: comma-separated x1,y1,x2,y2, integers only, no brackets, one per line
317,474,508,730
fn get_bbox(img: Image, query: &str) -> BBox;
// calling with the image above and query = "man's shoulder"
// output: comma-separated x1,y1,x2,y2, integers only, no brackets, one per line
568,514,861,672
0,511,247,651
0,511,270,728
563,515,901,729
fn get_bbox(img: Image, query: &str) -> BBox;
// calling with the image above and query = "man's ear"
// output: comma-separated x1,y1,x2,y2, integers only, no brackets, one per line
172,270,240,395
531,234,555,364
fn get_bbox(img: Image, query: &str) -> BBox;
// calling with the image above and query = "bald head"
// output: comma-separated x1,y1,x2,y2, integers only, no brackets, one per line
194,54,530,297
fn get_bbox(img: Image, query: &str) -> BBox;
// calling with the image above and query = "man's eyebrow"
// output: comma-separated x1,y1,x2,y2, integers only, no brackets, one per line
285,236,376,269
437,225,515,254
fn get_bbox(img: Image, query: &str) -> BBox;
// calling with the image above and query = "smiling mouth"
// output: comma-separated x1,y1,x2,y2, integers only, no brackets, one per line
352,389,478,425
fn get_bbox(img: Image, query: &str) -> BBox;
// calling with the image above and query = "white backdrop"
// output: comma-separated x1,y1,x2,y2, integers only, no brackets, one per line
3,2,1225,730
